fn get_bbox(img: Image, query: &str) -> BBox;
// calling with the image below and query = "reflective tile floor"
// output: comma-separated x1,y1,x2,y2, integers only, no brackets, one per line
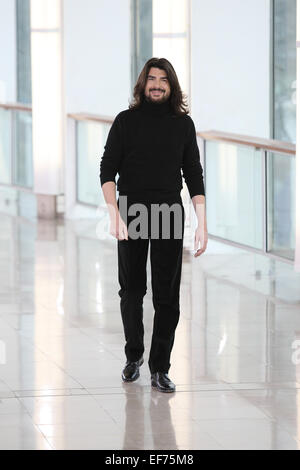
0,214,300,449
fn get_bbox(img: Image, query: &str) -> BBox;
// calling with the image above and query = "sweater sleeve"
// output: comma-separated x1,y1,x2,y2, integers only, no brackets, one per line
182,116,205,198
99,113,123,186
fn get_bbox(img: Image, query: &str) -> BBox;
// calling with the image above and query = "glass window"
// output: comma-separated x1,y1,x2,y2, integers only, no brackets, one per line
131,0,153,88
273,0,296,143
267,151,295,260
14,111,33,188
16,0,32,104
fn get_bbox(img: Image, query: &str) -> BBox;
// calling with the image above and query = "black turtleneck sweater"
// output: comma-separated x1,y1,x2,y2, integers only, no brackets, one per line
99,98,205,199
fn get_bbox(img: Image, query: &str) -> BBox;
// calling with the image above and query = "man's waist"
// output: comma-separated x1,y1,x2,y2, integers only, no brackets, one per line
118,189,182,203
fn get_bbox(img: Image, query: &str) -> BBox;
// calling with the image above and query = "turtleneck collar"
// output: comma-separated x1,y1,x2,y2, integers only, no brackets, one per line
139,97,172,117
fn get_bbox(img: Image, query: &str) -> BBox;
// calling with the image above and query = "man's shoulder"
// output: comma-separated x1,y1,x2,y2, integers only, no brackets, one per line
174,113,195,133
181,113,196,130
180,113,193,123
115,108,136,121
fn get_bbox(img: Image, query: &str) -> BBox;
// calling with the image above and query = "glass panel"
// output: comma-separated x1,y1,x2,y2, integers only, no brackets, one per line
131,0,153,89
14,111,33,188
77,120,110,206
206,141,263,249
267,151,295,260
153,0,187,34
0,108,12,184
16,0,32,104
0,187,36,218
273,0,296,143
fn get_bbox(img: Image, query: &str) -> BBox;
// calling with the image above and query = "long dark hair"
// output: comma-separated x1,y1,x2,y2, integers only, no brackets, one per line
128,57,189,116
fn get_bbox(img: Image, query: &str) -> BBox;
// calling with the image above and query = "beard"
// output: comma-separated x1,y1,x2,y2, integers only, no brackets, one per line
145,90,168,104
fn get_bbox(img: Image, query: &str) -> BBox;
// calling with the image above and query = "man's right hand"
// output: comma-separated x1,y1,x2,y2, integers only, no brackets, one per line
109,211,128,241
100,182,128,240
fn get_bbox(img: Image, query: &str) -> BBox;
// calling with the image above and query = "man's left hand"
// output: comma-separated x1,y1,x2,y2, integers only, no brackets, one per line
194,225,208,257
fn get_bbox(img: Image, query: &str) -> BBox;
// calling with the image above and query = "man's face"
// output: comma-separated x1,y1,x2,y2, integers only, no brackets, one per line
144,67,171,103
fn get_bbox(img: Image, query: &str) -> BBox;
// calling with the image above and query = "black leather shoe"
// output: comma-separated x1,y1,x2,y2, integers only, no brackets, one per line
122,357,144,382
151,372,176,393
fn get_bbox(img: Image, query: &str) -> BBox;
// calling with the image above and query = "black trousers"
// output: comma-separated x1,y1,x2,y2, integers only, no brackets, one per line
117,191,185,374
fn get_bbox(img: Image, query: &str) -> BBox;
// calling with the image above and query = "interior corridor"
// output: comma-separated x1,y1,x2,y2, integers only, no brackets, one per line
0,213,300,450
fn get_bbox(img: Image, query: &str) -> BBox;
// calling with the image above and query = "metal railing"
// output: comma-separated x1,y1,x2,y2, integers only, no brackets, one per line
68,114,296,262
198,130,296,262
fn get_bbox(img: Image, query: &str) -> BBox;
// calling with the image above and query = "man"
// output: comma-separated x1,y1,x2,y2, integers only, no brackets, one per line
100,57,207,393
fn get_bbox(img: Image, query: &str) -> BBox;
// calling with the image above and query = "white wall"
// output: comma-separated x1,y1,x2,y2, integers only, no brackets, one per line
0,0,16,102
63,0,131,117
190,0,271,139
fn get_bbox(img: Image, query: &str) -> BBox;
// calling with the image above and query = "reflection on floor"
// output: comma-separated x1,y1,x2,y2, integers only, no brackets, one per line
0,214,300,450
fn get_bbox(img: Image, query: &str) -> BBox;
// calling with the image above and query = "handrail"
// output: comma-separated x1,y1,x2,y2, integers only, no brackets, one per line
198,130,295,155
68,112,113,125
0,102,32,112
68,113,295,156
